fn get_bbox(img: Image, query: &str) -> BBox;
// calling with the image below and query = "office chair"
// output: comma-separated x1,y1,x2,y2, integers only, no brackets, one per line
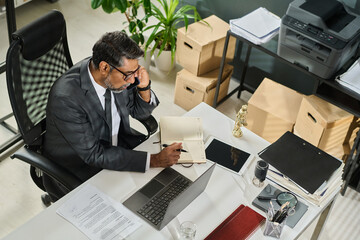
6,10,158,206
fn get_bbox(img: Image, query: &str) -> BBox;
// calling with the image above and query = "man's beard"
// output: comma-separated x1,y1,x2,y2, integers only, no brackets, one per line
104,76,130,94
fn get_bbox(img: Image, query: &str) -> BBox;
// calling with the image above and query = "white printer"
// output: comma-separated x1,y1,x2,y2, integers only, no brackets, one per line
277,0,360,79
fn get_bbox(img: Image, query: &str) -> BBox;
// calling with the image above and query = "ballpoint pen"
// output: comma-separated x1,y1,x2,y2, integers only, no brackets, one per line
272,201,289,223
162,144,188,152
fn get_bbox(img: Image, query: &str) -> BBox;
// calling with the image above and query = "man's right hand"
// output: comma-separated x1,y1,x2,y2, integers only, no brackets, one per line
150,143,183,168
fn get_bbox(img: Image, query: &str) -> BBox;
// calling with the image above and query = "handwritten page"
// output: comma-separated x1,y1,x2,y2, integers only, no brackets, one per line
57,184,142,240
160,116,206,163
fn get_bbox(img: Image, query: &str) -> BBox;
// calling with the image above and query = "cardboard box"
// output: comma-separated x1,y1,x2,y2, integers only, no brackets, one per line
294,95,354,151
246,78,303,143
330,116,358,162
324,144,350,162
176,15,236,76
174,64,233,111
294,123,351,160
345,116,358,150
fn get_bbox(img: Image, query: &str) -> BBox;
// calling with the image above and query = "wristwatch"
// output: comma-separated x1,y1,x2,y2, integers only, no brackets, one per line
137,80,151,91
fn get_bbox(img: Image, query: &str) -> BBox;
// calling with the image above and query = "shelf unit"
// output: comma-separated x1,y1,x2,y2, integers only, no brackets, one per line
213,30,360,196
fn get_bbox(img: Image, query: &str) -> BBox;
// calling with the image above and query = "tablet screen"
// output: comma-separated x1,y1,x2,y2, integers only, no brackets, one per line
205,138,251,174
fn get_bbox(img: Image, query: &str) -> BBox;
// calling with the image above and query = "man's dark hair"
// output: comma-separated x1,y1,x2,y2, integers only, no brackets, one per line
92,31,144,69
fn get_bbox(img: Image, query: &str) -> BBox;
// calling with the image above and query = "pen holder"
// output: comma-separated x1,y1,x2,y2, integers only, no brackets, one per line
263,217,286,238
263,202,287,238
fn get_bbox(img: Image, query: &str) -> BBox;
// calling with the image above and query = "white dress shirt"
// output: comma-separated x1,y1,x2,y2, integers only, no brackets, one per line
87,65,154,170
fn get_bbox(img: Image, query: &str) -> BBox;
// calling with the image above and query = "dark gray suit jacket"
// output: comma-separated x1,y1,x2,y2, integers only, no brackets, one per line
44,57,159,181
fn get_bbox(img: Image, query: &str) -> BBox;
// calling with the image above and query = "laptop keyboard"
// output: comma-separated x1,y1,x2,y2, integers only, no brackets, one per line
137,175,191,226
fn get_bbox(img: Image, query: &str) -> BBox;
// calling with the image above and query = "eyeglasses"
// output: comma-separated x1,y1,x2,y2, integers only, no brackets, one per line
108,63,140,81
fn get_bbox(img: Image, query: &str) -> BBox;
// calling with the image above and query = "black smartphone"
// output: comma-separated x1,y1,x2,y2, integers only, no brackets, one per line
127,77,140,90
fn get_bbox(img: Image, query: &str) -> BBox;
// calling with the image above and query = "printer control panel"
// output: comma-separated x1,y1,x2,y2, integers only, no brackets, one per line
283,15,346,49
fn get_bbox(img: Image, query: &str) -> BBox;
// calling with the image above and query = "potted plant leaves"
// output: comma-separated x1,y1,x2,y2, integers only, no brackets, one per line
90,0,153,71
144,0,204,72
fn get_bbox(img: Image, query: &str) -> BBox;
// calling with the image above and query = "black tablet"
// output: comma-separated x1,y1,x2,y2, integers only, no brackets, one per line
205,136,254,175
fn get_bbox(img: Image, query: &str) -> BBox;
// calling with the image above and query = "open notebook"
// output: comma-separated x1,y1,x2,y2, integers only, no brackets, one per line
160,116,206,163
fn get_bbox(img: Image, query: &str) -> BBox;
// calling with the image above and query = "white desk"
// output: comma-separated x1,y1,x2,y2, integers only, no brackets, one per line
4,103,337,240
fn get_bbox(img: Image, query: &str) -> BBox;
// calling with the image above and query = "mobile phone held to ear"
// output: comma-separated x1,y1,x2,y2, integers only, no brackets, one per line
127,77,140,90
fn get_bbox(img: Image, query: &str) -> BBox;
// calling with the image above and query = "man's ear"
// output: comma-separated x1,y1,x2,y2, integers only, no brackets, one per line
98,61,111,75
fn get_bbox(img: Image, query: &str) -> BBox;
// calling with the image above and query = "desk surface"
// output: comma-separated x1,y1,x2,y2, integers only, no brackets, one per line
4,103,338,240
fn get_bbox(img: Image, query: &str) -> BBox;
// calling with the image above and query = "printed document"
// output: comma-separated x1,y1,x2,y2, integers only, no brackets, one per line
230,7,280,44
160,116,206,163
57,184,142,240
336,58,360,93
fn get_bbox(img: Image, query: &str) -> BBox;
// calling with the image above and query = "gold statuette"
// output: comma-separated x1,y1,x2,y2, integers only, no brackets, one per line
232,104,248,137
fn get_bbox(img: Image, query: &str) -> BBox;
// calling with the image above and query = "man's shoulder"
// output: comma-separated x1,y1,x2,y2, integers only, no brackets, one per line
62,58,89,80
52,59,88,95
52,68,80,92
53,58,90,90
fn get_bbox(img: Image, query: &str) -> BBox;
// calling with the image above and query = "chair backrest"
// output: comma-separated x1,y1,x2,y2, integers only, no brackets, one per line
6,10,73,147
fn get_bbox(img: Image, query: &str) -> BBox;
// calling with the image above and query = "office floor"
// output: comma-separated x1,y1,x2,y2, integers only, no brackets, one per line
0,0,359,239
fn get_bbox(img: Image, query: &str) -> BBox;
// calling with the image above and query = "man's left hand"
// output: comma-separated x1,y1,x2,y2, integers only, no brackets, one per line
136,66,150,88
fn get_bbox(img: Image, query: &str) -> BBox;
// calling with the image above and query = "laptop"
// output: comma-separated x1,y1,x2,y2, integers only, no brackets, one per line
123,163,216,230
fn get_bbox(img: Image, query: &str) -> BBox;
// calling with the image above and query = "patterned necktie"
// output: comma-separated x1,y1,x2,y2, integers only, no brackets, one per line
104,89,112,144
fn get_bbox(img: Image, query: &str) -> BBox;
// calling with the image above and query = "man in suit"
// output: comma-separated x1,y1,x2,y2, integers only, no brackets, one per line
44,31,182,197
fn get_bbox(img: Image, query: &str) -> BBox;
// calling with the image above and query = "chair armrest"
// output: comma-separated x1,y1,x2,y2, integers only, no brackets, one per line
11,146,82,191
139,115,158,140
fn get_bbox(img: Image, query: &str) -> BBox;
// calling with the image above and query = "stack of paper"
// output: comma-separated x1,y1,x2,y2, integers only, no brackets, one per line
336,58,360,93
259,131,344,207
230,7,281,45
267,164,343,207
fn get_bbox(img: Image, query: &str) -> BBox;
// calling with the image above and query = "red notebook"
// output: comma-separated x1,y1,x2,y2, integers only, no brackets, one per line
205,205,265,240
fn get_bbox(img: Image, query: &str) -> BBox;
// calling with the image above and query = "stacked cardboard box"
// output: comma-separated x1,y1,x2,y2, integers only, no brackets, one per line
174,15,236,110
246,78,356,161
246,78,303,143
174,64,233,111
343,117,359,161
294,95,355,160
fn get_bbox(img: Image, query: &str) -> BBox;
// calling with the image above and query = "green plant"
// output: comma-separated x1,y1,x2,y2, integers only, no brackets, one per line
144,0,204,64
91,0,151,46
